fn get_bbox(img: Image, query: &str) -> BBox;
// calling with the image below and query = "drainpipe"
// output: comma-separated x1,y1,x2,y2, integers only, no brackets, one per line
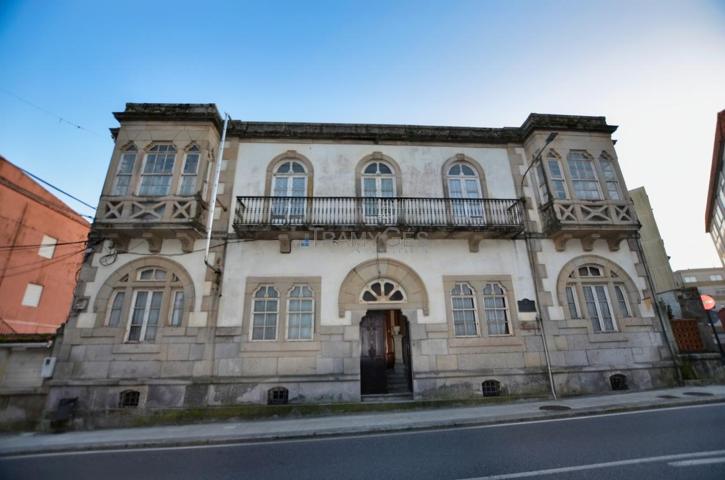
518,133,559,400
631,234,683,384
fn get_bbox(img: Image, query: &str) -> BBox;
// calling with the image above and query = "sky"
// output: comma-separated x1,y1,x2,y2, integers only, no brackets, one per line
0,0,724,270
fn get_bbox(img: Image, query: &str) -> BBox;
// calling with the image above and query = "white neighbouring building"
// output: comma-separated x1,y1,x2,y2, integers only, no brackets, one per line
46,104,678,417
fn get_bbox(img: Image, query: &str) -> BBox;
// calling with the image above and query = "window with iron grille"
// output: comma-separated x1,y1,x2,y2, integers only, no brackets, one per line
482,380,502,397
610,374,628,391
119,390,140,408
267,387,289,405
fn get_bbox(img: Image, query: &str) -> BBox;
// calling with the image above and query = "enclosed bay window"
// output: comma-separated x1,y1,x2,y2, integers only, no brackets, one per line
179,145,200,196
546,155,568,200
112,146,137,196
138,144,176,196
598,154,622,200
567,151,601,200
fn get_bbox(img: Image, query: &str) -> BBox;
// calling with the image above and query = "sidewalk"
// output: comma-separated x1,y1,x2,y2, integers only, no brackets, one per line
1,385,724,456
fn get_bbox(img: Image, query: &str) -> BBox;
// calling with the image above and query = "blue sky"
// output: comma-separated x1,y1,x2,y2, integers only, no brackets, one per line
1,0,724,268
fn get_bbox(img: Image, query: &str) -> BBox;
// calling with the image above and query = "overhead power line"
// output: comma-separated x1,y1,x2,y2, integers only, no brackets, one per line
0,87,102,137
18,167,97,211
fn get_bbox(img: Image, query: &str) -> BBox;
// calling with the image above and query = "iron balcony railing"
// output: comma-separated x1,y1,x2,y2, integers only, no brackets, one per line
234,196,524,230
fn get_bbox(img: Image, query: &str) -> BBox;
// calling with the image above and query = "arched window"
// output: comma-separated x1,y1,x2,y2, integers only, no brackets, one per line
251,286,279,341
361,161,397,222
271,160,308,223
598,153,621,200
139,144,176,196
96,258,194,339
483,283,511,335
451,282,478,337
563,263,634,332
446,161,484,220
179,145,200,196
287,285,314,340
112,145,137,196
567,151,601,200
360,279,406,303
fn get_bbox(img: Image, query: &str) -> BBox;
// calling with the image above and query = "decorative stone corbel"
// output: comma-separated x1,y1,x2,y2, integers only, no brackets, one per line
468,235,483,253
553,234,572,252
278,234,291,254
142,233,162,254
176,233,195,253
607,235,625,252
580,235,595,252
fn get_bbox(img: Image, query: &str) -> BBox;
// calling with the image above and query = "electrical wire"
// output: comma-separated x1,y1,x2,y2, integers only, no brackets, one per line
0,87,103,137
0,239,89,251
18,167,97,211
0,246,89,279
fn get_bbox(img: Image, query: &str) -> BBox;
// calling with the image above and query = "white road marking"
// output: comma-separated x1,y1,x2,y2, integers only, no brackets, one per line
669,457,725,467
0,402,723,460
457,449,725,479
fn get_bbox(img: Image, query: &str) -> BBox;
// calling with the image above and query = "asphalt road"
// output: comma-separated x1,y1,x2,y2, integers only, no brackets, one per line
1,403,724,480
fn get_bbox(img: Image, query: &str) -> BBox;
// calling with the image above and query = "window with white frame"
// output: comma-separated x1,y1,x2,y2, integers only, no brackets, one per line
112,145,137,196
251,286,279,340
287,285,314,340
567,151,601,200
179,146,200,196
170,291,185,327
271,160,308,222
451,282,478,337
683,276,697,283
38,235,57,259
710,274,723,281
127,290,163,342
598,154,622,200
563,264,629,332
535,162,549,204
101,265,188,341
483,283,511,335
139,144,176,196
361,161,396,220
21,283,43,307
546,154,568,200
446,162,484,219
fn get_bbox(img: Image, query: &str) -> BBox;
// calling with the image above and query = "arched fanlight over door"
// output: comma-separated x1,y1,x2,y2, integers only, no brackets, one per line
360,279,406,303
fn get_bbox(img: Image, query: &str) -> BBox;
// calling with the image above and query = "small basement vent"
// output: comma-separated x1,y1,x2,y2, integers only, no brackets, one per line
610,374,628,391
267,387,289,405
119,390,141,408
482,380,502,397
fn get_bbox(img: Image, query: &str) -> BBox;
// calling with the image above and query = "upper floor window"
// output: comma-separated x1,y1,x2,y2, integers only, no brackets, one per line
567,152,601,200
112,145,137,196
446,162,482,199
179,145,200,196
38,235,57,259
598,154,621,200
546,154,568,200
361,161,396,198
139,145,176,196
271,160,308,222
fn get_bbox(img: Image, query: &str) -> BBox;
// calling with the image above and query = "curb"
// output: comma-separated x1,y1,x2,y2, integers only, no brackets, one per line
1,396,724,457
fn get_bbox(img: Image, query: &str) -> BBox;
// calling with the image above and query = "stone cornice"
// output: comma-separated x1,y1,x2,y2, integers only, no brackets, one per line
110,103,618,144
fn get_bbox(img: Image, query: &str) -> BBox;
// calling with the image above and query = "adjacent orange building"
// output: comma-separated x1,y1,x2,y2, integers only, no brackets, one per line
0,156,90,334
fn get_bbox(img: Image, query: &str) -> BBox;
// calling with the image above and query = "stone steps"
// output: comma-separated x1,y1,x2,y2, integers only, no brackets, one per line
361,393,414,403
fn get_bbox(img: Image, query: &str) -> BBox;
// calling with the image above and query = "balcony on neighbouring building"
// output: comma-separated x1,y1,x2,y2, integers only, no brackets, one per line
233,196,524,244
539,199,640,251
94,195,207,252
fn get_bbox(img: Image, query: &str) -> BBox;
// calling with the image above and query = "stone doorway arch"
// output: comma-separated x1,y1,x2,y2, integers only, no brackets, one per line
337,258,429,318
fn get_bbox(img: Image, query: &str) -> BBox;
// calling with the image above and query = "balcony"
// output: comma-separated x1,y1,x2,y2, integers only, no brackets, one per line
234,196,524,246
539,199,640,251
94,195,207,252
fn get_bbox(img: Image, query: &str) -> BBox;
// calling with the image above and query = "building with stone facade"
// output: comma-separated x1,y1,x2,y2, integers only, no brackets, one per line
705,109,725,267
44,103,678,417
